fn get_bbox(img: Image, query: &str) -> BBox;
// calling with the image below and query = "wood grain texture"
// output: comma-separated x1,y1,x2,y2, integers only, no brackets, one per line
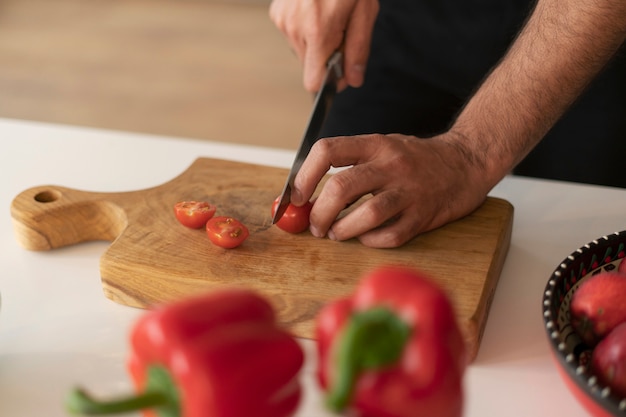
11,158,514,361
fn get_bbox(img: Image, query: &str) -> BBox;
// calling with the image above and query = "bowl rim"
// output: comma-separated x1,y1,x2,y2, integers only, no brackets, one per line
542,230,626,415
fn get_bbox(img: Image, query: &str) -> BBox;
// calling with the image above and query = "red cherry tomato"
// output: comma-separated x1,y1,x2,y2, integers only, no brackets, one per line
271,196,313,234
174,201,216,229
206,216,249,248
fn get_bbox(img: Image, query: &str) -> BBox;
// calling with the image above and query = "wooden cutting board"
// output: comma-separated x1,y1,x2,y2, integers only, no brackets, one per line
11,157,513,361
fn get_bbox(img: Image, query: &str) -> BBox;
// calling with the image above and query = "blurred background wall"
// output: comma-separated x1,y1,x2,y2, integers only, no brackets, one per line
0,0,310,149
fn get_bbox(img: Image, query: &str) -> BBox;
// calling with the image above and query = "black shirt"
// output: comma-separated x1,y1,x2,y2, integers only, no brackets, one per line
320,0,626,187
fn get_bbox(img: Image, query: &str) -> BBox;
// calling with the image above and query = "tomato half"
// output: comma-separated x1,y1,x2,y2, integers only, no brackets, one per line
206,216,249,248
271,196,313,234
174,201,217,229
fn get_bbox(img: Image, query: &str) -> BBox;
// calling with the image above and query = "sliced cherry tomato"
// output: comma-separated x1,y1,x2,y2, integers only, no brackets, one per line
271,196,313,234
174,201,216,229
206,216,249,248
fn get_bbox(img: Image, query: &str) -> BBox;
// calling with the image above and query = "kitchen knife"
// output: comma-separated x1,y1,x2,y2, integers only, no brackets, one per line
272,50,343,224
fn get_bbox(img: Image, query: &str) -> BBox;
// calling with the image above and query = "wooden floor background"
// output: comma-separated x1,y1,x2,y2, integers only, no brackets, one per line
0,0,311,149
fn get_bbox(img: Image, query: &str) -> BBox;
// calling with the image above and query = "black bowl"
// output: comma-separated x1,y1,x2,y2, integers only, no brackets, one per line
543,230,626,416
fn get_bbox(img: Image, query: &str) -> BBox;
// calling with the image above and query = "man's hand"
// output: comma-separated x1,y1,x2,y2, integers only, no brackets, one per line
269,0,379,92
276,0,626,249
290,133,493,248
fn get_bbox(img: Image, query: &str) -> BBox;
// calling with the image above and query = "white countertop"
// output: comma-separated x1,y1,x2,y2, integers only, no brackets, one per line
1,117,624,416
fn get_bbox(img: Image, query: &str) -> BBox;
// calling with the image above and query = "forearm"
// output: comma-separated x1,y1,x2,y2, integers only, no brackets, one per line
449,0,626,188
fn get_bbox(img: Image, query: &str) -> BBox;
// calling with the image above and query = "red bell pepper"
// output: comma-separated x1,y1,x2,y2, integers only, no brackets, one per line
66,289,304,417
316,265,467,417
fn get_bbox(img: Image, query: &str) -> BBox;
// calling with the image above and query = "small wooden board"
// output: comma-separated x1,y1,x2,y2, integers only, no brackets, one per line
11,157,513,361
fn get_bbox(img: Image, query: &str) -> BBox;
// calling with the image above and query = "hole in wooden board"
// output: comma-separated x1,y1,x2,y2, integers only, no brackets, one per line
34,190,61,203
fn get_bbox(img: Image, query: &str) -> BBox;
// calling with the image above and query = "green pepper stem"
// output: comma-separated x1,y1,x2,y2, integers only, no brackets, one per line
326,307,411,412
66,366,180,417
66,388,168,415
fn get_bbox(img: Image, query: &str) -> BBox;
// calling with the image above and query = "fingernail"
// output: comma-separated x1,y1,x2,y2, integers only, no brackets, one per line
351,64,365,87
310,225,323,238
327,229,337,241
291,188,301,205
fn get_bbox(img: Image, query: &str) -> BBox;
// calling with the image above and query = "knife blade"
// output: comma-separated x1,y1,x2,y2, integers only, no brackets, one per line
272,51,343,224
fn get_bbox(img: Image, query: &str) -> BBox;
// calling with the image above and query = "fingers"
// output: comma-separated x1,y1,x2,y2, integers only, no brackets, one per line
308,163,386,238
342,0,379,88
292,135,396,239
269,0,309,65
354,213,420,249
291,134,383,205
303,35,343,93
287,132,492,248
269,0,379,92
327,189,408,240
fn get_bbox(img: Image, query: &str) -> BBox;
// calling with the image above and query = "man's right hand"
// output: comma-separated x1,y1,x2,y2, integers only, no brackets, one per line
269,0,380,93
